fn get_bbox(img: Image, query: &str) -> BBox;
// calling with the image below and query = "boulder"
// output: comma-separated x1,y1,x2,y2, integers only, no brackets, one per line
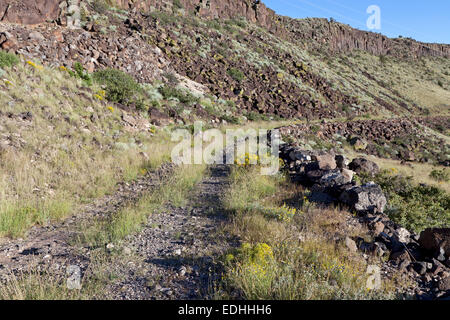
345,237,358,252
339,182,386,214
341,168,354,184
349,137,368,150
318,170,348,188
289,150,311,162
28,31,45,41
148,108,172,126
335,155,347,169
419,228,450,259
371,221,385,236
438,277,450,292
0,32,18,52
393,227,411,244
389,248,411,265
0,0,62,25
348,158,380,176
313,154,336,170
412,262,427,275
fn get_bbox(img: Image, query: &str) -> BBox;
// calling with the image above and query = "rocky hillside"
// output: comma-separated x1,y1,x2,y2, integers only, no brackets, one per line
0,0,450,119
0,0,449,301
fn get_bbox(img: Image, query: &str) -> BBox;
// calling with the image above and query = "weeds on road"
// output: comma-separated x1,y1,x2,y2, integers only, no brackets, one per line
77,164,207,247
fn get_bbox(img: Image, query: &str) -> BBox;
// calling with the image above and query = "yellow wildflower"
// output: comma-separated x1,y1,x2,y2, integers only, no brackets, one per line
26,60,43,70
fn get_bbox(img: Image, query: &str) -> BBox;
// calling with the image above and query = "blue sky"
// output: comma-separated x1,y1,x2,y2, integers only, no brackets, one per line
263,0,450,44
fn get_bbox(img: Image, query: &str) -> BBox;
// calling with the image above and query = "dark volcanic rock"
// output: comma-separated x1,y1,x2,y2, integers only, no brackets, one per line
419,228,450,259
348,158,380,176
339,182,386,214
0,0,62,25
284,17,450,58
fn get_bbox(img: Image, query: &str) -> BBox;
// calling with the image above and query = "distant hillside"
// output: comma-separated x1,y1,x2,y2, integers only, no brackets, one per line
1,0,449,121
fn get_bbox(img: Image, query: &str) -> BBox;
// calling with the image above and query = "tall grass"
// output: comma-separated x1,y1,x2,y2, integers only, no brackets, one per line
219,165,398,300
0,61,174,238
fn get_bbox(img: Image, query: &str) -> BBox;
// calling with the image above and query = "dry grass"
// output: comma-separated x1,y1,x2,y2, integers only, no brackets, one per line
344,149,450,193
219,165,399,300
0,249,124,300
76,164,207,247
0,59,175,238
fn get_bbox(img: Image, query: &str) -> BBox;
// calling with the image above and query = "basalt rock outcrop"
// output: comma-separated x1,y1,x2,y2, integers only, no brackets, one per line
1,0,448,60
0,0,280,30
284,18,450,58
116,0,280,31
0,18,169,83
279,144,387,213
279,142,450,299
0,0,62,25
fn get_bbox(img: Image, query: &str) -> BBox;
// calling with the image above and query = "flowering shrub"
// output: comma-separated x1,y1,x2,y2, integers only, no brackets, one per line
94,90,106,101
26,60,43,70
234,152,260,167
2,79,13,86
228,243,274,280
266,204,297,222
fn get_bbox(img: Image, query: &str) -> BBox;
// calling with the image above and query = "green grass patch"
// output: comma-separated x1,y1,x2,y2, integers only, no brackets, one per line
0,51,19,68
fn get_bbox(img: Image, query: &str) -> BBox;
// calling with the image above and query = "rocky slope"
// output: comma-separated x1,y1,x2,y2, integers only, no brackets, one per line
2,1,449,58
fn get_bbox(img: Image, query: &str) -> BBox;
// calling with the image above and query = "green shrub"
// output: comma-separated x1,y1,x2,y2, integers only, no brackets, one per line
227,67,245,82
92,0,111,14
150,12,177,25
379,55,388,64
359,170,450,233
0,51,19,68
158,85,199,104
246,111,269,122
430,169,449,182
68,62,92,86
93,68,144,107
173,0,183,9
221,114,240,124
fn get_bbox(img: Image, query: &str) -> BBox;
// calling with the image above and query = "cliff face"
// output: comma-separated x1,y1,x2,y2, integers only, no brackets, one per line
0,0,280,31
114,0,279,30
0,0,62,25
285,18,450,58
